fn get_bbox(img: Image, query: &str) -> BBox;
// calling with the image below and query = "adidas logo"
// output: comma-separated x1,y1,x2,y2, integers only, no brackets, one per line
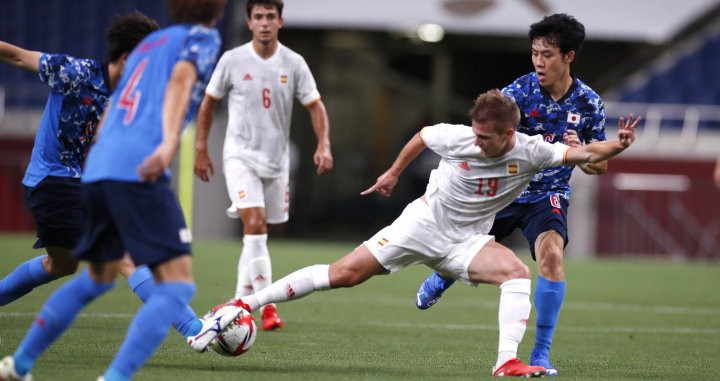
243,73,253,81
458,161,470,171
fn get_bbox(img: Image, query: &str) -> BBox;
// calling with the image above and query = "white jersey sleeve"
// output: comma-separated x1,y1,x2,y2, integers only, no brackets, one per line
526,136,569,171
420,123,470,158
294,56,320,105
205,51,231,99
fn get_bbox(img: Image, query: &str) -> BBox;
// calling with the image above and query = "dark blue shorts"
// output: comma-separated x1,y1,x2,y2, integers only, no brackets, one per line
23,176,84,250
489,194,569,261
73,179,192,268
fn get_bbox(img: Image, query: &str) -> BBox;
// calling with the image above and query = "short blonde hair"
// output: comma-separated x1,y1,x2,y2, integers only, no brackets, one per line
468,89,520,134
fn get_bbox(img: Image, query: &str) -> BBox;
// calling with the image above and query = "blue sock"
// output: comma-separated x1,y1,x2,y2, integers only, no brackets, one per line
13,269,114,375
0,255,55,306
106,282,195,379
127,267,200,337
533,275,566,355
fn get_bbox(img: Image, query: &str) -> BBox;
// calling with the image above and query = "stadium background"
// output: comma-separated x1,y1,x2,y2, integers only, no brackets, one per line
1,0,719,261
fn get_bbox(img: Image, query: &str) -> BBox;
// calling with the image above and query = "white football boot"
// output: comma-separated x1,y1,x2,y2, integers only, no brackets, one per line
0,356,33,381
187,305,244,352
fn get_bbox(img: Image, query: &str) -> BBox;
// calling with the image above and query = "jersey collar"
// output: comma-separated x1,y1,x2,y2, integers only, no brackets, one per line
537,74,578,104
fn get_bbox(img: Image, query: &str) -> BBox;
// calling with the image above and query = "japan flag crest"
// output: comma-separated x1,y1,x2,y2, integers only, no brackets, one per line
567,112,580,124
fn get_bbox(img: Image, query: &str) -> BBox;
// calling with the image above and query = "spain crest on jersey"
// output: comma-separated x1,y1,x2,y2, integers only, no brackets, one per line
280,74,288,84
507,163,518,174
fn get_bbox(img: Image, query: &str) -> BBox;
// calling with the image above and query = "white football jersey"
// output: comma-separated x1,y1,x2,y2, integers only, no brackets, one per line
206,42,320,178
421,123,569,242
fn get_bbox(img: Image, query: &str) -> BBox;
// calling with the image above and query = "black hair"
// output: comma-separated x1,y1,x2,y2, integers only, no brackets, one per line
105,11,160,62
246,0,284,18
528,13,585,55
167,0,227,25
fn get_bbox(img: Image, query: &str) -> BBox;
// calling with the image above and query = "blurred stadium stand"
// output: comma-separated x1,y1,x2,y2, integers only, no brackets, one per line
1,0,719,259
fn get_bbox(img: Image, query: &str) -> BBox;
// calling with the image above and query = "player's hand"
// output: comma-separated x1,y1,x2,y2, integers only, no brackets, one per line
314,144,333,175
618,114,640,149
194,147,214,182
138,141,177,182
361,169,398,197
562,129,581,147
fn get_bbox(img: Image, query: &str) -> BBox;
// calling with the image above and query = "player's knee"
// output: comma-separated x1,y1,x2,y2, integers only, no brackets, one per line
538,247,564,279
506,260,531,281
243,217,268,234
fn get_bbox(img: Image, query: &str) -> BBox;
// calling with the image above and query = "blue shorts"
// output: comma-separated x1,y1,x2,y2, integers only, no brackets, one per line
73,179,192,267
489,194,569,261
23,176,84,250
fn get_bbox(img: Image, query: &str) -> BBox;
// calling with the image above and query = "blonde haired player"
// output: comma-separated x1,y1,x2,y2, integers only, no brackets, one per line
205,89,639,377
194,0,332,331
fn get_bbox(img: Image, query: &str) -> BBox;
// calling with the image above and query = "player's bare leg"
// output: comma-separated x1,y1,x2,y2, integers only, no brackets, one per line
466,241,546,377
530,230,565,376
228,244,386,314
43,246,79,277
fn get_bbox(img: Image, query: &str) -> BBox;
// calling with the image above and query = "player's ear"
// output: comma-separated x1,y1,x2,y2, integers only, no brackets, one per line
564,50,575,64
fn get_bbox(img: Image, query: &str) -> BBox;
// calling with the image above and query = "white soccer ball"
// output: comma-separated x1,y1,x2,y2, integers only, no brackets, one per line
210,310,257,356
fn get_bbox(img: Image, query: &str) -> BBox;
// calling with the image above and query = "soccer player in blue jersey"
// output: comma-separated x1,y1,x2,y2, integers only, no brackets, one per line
415,14,611,375
0,12,204,343
0,1,233,380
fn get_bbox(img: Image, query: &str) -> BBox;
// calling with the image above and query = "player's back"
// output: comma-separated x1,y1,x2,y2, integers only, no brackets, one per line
84,24,221,183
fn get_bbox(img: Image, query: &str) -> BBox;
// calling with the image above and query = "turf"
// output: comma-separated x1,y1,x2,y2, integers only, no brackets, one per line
0,234,718,380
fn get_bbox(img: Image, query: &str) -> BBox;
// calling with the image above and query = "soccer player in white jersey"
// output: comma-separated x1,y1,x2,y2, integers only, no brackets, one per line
194,0,332,331
205,89,639,377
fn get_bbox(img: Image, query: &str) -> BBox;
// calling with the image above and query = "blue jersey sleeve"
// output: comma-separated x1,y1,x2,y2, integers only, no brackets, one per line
501,75,530,105
38,54,102,97
177,26,221,121
177,26,221,80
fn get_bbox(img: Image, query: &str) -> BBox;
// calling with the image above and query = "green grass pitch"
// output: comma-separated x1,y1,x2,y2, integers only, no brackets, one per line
0,234,718,380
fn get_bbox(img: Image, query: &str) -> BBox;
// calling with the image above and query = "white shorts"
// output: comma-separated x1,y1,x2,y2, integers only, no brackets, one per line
363,198,493,286
223,158,289,224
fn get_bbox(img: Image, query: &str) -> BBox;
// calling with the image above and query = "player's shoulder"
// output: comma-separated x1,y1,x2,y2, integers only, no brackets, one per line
423,123,472,140
572,78,603,104
41,53,100,68
277,42,302,58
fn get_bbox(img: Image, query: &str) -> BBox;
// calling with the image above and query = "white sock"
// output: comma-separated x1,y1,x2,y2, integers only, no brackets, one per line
235,234,270,298
234,251,253,298
244,264,330,312
495,278,532,369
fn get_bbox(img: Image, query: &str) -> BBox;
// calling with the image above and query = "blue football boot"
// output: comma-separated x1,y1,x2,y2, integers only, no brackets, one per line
530,350,558,376
415,272,456,310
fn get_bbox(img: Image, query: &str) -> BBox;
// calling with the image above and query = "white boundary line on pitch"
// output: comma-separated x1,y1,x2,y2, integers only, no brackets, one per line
1,312,718,335
303,296,720,316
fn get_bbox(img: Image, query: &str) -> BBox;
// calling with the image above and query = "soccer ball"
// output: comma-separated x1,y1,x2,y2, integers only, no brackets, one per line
210,310,257,356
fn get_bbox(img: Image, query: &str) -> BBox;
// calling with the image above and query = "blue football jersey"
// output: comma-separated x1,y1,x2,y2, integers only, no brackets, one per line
22,54,108,187
502,72,606,203
83,24,221,183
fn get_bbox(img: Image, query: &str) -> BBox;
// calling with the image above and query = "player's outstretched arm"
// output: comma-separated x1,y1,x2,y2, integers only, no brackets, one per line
563,129,608,175
138,60,197,182
194,94,220,182
306,99,333,175
361,132,426,197
564,114,640,165
0,41,41,72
